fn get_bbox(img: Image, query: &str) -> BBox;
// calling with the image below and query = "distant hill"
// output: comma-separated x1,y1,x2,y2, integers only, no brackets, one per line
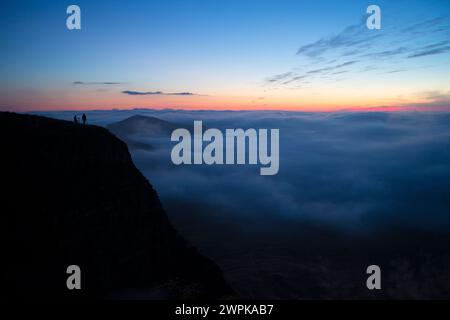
0,112,234,299
106,115,180,151
107,114,179,137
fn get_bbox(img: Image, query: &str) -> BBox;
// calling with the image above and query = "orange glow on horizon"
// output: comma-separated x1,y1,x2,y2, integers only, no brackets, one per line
1,88,448,113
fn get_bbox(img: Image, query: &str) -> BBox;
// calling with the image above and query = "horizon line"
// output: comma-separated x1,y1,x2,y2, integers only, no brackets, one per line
3,105,449,114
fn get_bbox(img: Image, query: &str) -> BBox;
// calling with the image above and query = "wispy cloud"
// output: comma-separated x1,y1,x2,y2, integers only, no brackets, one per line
122,90,200,96
266,12,450,89
418,90,450,103
408,45,450,58
74,81,122,85
296,17,381,58
266,72,295,83
392,90,450,109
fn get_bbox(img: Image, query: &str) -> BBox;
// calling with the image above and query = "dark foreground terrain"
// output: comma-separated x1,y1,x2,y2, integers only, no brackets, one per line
0,112,234,299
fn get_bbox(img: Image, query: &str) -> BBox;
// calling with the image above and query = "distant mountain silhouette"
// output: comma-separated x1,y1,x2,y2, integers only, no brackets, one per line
106,115,181,151
0,112,234,299
107,114,179,137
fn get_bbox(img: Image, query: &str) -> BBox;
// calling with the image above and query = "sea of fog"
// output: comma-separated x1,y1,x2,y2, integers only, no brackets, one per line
35,109,450,298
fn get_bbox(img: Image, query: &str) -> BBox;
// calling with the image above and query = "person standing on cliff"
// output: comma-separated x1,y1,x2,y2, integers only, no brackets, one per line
73,115,78,124
82,113,87,125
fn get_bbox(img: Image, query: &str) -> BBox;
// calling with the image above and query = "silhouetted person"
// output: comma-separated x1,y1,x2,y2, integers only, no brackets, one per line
82,113,87,125
73,115,78,124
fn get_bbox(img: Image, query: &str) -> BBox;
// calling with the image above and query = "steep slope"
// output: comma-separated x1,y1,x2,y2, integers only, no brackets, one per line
0,112,234,299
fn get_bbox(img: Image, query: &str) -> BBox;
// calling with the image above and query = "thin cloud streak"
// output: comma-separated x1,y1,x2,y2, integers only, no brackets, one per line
122,90,201,96
74,81,123,85
266,13,450,89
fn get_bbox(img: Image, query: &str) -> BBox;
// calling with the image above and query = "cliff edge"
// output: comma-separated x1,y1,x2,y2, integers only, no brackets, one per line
0,112,233,299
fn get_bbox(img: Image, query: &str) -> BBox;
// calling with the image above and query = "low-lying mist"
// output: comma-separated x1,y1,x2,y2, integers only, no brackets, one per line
37,109,450,298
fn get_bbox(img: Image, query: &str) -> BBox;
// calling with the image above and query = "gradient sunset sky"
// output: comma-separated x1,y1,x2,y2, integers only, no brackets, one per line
1,0,449,111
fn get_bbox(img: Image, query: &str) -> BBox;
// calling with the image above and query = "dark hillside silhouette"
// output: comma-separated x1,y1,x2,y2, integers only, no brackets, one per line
0,112,234,299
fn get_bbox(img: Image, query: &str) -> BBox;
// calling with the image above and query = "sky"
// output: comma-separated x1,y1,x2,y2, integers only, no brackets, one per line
1,0,450,111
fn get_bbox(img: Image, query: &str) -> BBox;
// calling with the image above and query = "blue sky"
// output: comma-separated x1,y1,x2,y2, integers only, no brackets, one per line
1,0,449,110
